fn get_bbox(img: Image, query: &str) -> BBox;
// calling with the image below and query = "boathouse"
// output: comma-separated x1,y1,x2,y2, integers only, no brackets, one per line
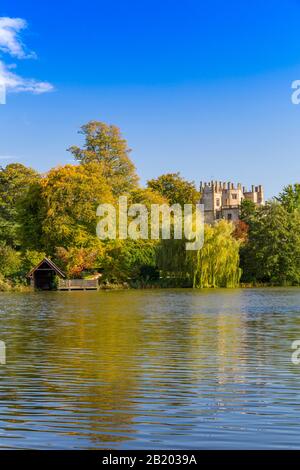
27,258,65,290
27,258,101,291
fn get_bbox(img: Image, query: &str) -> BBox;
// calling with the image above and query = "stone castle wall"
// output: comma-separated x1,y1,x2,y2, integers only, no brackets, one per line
200,181,264,224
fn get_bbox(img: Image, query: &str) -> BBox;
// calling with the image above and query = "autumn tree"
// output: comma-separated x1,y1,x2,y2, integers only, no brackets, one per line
232,220,249,243
147,172,200,206
68,121,139,195
55,244,104,278
19,162,114,253
98,189,166,284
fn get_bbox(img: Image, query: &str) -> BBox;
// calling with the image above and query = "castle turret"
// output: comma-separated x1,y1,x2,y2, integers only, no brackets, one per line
200,181,265,224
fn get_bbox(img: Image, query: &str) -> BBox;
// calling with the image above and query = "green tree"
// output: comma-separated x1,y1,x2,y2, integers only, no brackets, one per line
101,239,158,283
17,182,45,251
157,238,192,286
240,199,256,224
157,221,241,288
277,183,300,212
0,163,40,247
19,249,46,277
240,202,300,284
192,221,241,288
0,243,21,278
68,121,138,195
147,173,200,206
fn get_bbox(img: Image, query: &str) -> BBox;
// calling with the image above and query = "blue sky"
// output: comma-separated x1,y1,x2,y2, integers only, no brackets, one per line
1,0,300,198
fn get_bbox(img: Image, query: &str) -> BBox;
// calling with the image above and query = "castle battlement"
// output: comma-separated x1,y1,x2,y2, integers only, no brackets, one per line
200,181,264,224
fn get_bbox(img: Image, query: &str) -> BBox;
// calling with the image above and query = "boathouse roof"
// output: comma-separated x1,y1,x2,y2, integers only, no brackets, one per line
26,257,66,279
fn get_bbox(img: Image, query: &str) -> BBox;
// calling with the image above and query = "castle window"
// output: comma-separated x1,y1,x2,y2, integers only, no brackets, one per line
227,213,232,221
232,194,237,200
216,198,220,207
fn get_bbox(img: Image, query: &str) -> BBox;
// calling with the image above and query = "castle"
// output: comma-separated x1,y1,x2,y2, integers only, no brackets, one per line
200,181,264,224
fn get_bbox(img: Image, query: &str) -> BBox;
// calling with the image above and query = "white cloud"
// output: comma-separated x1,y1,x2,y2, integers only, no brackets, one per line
0,16,53,95
0,17,34,58
0,60,53,94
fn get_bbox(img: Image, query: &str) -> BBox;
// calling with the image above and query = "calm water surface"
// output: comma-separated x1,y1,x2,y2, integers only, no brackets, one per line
1,288,300,449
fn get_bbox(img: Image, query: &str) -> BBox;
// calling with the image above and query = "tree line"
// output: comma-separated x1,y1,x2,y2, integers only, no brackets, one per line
0,121,299,290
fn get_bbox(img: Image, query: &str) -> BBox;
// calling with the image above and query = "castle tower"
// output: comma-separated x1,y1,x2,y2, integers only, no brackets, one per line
200,181,264,224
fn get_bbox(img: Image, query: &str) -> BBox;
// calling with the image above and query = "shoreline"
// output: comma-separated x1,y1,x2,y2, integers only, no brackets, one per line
1,283,300,293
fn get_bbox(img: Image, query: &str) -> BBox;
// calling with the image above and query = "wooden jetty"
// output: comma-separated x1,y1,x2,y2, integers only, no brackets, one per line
57,279,99,291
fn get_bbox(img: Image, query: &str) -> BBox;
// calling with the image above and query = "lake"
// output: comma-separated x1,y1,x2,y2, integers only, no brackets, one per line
0,288,300,449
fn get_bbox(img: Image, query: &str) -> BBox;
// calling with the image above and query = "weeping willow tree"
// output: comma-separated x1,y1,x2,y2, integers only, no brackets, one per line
157,220,241,288
191,221,241,288
157,238,193,285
